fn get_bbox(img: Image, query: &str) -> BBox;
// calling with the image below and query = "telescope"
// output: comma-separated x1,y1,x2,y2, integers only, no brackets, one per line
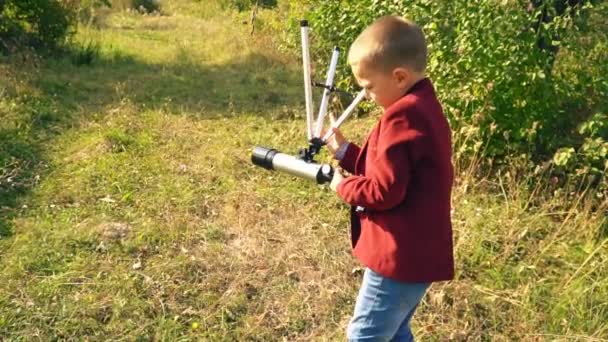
251,146,334,183
251,20,365,184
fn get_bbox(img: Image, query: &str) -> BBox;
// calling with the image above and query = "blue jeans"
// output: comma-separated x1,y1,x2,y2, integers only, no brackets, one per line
347,268,430,342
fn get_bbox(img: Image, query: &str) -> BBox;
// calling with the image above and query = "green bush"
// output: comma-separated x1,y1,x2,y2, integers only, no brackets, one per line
553,112,608,183
0,0,77,50
0,0,114,51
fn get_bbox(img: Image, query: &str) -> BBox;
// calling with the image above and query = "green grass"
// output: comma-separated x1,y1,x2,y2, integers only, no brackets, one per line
1,1,607,340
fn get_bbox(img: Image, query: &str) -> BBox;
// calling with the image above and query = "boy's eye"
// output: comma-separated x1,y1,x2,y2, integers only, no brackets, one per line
354,84,372,93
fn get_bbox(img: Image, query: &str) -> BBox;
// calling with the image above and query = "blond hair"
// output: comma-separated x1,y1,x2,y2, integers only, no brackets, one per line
348,16,427,73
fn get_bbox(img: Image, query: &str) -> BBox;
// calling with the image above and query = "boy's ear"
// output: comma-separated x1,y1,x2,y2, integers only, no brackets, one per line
392,67,410,89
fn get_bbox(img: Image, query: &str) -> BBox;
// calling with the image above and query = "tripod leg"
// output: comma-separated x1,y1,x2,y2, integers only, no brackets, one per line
314,47,340,138
322,89,366,142
300,20,314,141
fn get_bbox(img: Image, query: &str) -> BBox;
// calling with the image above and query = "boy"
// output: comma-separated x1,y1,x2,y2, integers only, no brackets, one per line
325,16,454,341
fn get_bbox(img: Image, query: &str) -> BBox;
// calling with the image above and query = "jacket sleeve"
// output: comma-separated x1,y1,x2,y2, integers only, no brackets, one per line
338,143,360,175
336,111,421,211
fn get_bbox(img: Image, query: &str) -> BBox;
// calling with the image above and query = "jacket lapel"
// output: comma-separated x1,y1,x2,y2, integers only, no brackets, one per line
355,122,380,175
354,139,369,175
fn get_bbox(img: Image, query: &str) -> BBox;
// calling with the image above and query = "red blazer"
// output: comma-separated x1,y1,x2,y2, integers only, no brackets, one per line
337,78,454,283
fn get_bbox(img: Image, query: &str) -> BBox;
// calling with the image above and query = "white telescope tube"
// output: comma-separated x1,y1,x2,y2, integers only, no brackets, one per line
314,47,340,138
251,146,334,184
322,89,366,142
300,20,314,141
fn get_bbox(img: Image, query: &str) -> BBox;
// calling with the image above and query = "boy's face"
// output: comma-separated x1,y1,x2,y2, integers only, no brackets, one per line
351,60,410,110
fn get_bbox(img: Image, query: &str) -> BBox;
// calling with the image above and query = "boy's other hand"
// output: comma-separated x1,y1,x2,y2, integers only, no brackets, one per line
323,113,347,156
330,167,345,192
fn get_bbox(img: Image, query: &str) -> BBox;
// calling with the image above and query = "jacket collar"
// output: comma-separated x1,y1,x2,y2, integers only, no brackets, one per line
381,77,432,116
405,77,431,96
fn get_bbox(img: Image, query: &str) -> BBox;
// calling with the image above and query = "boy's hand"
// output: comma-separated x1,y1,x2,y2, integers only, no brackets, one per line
323,113,347,156
330,167,345,192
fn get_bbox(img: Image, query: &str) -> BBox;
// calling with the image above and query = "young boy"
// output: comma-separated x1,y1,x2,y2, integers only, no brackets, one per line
326,16,454,341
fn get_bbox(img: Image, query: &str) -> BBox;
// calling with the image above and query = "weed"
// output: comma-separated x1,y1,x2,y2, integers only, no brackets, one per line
70,40,101,66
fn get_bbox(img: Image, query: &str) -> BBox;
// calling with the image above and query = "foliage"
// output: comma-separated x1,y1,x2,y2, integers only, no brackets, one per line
553,112,608,183
0,0,78,50
292,0,606,192
0,0,113,51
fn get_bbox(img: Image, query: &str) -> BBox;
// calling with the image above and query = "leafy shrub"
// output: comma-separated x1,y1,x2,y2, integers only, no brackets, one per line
553,113,608,183
0,0,77,50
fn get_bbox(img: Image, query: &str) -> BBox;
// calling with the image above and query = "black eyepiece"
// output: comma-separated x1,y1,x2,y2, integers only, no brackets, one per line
317,164,334,184
251,146,278,170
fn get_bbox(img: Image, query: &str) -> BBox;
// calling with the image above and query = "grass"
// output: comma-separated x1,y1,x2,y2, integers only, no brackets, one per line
1,1,607,340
